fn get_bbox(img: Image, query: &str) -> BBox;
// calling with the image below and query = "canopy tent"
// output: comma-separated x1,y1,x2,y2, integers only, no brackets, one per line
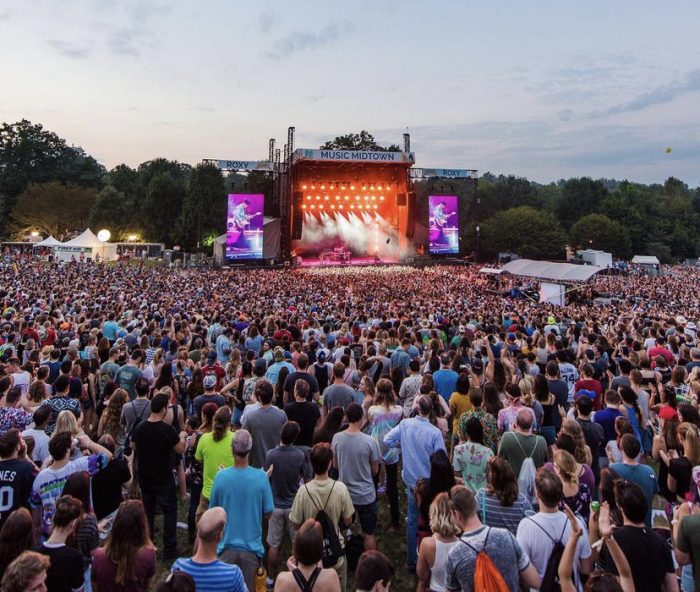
631,255,660,265
213,217,281,264
478,267,504,275
33,235,63,247
54,228,118,262
498,258,606,283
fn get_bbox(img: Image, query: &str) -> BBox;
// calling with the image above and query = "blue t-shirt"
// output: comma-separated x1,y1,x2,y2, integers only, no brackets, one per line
172,558,246,592
102,320,120,341
209,466,274,557
594,407,623,453
433,369,458,402
611,462,657,529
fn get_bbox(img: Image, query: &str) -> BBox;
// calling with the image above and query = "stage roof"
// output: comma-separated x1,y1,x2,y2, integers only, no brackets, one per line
292,148,414,166
484,259,607,283
631,255,660,265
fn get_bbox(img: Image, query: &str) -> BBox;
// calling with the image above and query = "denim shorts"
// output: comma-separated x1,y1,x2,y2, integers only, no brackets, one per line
354,501,378,535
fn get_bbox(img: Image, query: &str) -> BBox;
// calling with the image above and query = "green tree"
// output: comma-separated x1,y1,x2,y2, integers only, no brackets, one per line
320,131,400,151
175,163,226,251
137,159,190,244
569,213,632,258
10,182,97,239
556,177,609,229
480,206,567,260
89,186,141,241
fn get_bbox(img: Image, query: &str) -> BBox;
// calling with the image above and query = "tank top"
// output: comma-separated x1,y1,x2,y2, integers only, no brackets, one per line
429,538,459,592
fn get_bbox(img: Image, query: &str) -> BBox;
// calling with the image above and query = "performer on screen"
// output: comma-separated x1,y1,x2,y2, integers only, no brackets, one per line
228,199,262,251
430,201,453,247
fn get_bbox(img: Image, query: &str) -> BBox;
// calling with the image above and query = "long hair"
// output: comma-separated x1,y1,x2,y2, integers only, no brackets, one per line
561,418,591,465
482,382,503,418
374,378,395,408
492,359,507,392
200,402,218,433
0,508,33,575
662,417,680,451
486,456,519,506
679,422,700,466
104,500,155,586
103,389,128,437
212,406,231,443
429,492,461,538
534,374,550,403
56,410,81,437
313,407,345,444
420,450,456,518
554,449,579,486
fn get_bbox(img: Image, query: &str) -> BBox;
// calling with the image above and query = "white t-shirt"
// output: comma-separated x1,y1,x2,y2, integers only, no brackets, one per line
516,511,591,592
11,371,31,396
558,363,579,402
22,427,50,464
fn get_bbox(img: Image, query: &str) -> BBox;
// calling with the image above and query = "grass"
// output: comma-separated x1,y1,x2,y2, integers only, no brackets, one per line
153,487,412,591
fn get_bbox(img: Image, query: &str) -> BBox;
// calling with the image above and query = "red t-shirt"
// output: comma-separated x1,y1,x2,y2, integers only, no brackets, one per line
575,378,603,409
201,364,226,390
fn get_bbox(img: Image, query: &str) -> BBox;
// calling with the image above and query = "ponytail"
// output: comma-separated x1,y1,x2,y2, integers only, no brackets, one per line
212,406,232,442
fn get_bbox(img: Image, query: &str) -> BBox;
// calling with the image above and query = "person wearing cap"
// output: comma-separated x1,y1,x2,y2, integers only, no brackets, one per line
201,350,226,391
114,349,144,401
383,395,446,573
192,375,226,417
210,429,274,592
575,363,603,410
543,316,560,337
265,347,295,387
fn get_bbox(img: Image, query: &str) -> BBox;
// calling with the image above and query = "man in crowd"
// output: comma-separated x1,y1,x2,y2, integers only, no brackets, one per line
398,359,422,417
384,395,445,573
498,408,547,477
265,421,306,586
193,375,227,415
21,406,51,465
40,374,81,435
120,377,151,435
0,429,35,529
432,354,458,403
389,338,412,377
355,550,395,592
172,507,247,592
290,443,354,591
265,347,295,385
284,380,321,449
133,392,187,560
445,485,540,592
210,429,274,592
611,433,657,529
114,349,144,400
322,362,355,415
201,350,227,391
594,390,623,469
575,395,604,484
283,353,320,403
332,402,380,551
0,387,33,433
243,379,287,469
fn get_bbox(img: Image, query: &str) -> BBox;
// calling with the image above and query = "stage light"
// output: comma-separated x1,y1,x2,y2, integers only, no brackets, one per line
350,184,355,190
311,184,315,190
364,195,369,201
321,184,326,190
371,196,376,201
316,195,321,200
373,204,378,209
380,195,384,201
330,204,335,209
306,195,312,200
302,184,308,190
339,204,344,209
355,195,360,201
350,204,355,209
344,195,349,201
370,184,375,190
362,183,367,190
319,204,324,209
335,195,340,200
302,204,307,210
310,204,315,209
324,195,329,200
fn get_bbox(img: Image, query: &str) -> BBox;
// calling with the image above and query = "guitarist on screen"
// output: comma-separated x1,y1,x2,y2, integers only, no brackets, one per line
228,199,262,251
430,201,455,247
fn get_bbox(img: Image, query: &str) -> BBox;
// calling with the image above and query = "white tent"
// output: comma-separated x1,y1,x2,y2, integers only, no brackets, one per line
33,236,63,247
54,229,118,262
631,255,660,265
499,258,606,282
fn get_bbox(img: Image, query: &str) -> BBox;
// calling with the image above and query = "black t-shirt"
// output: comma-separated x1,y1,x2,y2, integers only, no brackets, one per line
0,458,36,529
192,394,226,416
91,458,131,519
283,372,319,401
669,457,693,499
600,526,674,592
35,543,84,592
133,420,179,489
284,401,321,447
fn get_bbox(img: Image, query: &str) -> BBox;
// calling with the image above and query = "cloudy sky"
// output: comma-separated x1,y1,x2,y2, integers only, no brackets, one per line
1,0,699,184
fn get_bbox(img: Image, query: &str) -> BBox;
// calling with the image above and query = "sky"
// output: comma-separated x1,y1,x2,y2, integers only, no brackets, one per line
1,0,699,185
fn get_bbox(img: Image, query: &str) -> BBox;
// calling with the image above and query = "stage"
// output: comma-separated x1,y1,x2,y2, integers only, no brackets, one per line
298,255,400,267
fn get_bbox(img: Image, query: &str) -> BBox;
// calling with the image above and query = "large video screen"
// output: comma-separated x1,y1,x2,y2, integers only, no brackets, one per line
226,194,264,260
428,195,459,255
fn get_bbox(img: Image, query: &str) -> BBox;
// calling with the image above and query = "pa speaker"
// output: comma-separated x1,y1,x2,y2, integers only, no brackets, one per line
397,193,407,206
406,192,416,239
291,207,303,240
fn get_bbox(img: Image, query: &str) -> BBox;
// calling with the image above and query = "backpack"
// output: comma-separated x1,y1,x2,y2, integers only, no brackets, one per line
459,528,510,592
303,482,344,568
510,433,537,504
119,401,149,458
527,517,569,592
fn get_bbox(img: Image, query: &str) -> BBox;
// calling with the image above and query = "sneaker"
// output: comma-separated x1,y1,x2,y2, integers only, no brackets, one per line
266,577,275,591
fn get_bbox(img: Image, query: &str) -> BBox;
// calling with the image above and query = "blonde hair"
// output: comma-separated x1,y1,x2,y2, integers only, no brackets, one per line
554,449,579,486
429,492,461,537
679,422,700,466
561,418,591,466
55,410,81,436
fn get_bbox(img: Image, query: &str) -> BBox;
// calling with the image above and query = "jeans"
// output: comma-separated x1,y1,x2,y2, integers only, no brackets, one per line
187,482,202,543
681,564,694,592
142,483,178,559
406,484,419,568
373,463,400,527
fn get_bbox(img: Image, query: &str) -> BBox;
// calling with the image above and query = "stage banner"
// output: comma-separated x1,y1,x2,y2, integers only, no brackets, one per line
216,160,274,171
428,195,459,255
226,194,264,260
293,149,415,164
420,168,477,179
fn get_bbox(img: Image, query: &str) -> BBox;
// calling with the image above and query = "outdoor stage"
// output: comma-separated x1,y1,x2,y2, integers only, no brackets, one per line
298,255,400,267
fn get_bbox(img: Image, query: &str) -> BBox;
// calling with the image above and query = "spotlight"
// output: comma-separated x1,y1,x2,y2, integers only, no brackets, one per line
335,195,340,200
302,204,307,210
321,184,326,190
310,204,315,209
371,196,376,201
311,184,315,190
344,195,349,201
379,195,384,201
316,195,321,200
370,184,375,190
350,204,355,209
364,195,369,201
302,184,308,190
306,195,312,200
358,204,363,209
339,204,344,209
373,204,378,209
350,184,355,190
355,195,360,201
362,183,367,190
330,204,335,209
319,204,324,209
324,195,329,200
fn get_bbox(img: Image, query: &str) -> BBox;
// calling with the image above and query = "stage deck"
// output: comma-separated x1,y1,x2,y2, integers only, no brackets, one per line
299,256,400,267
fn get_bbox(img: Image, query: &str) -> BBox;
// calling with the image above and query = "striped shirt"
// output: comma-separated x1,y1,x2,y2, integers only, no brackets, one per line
172,558,247,592
474,489,533,535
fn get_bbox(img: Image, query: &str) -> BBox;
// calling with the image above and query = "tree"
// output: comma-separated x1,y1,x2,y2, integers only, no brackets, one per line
89,186,141,241
569,214,632,258
320,131,400,151
556,177,609,230
479,206,567,260
10,182,97,239
137,159,190,244
175,163,226,251
0,120,105,235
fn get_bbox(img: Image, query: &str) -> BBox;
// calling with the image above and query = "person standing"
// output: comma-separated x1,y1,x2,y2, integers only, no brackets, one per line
498,409,547,477
322,363,356,415
383,395,446,573
243,380,287,469
171,507,246,592
114,350,144,401
283,353,320,404
0,430,36,530
433,355,459,404
40,375,81,436
611,434,657,529
264,421,306,586
133,392,186,560
284,380,321,450
120,377,151,436
332,403,380,551
398,360,423,417
192,375,227,416
210,429,274,592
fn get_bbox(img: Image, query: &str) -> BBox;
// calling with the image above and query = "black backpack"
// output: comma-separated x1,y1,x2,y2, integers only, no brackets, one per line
304,482,344,568
528,516,570,592
119,401,148,458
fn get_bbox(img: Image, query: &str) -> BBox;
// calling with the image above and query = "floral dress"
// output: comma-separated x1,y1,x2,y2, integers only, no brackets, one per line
452,442,493,492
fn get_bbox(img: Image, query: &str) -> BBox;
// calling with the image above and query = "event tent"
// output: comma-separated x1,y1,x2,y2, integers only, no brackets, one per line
33,235,63,247
480,258,606,283
53,228,118,262
631,255,660,265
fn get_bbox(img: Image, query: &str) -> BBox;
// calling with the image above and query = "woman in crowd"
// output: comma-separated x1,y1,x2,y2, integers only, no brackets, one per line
653,416,682,503
452,416,493,492
416,492,461,592
63,471,100,591
415,450,456,546
561,417,593,467
660,421,700,502
482,382,503,418
554,449,592,520
92,500,157,592
448,373,472,454
475,456,532,535
97,388,128,448
534,374,557,451
91,435,131,527
0,508,33,579
606,417,636,465
313,407,345,445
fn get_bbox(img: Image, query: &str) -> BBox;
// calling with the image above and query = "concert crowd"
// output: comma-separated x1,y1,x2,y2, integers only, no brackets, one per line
0,257,699,592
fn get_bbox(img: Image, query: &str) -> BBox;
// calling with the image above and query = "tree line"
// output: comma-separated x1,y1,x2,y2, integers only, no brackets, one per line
1,121,698,261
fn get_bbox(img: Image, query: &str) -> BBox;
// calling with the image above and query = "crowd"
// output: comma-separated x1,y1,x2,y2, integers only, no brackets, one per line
0,258,699,592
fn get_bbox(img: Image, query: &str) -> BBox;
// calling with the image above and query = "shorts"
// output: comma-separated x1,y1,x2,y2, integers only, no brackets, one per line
354,501,377,536
266,508,297,548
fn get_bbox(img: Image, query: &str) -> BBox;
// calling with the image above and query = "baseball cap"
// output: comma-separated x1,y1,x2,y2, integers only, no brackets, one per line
547,316,556,325
274,347,284,361
206,350,217,363
254,358,268,371
576,389,596,400
203,375,217,389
